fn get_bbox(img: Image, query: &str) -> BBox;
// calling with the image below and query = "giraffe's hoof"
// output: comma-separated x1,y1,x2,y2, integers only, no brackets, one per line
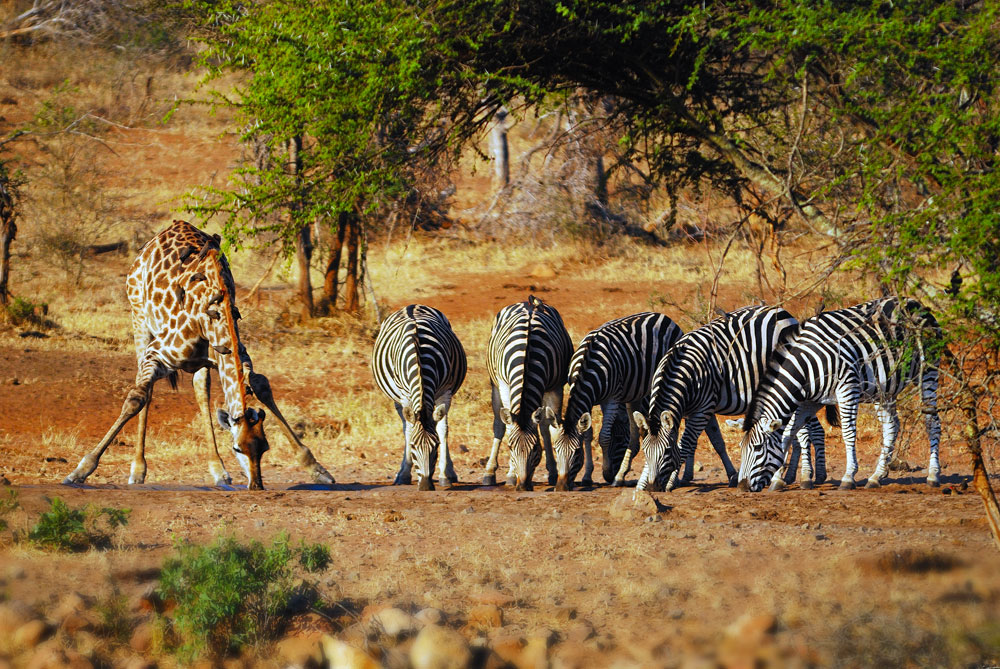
312,469,335,485
128,476,146,485
865,478,881,490
62,475,82,486
767,478,787,493
482,474,497,486
800,480,815,490
839,479,857,491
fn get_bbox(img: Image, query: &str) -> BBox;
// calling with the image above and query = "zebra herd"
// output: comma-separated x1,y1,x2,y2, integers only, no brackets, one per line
371,296,943,493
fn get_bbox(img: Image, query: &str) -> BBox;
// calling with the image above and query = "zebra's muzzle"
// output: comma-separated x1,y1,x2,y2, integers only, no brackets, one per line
555,475,572,492
736,478,751,492
418,477,434,491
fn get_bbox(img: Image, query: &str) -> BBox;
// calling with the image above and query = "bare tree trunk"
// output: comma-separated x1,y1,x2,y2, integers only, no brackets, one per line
287,135,313,320
318,213,347,316
343,214,360,314
0,177,15,308
491,107,509,189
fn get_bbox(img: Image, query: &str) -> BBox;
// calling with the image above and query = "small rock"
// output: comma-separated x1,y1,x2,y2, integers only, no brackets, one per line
725,613,776,643
518,634,551,669
462,506,475,514
694,462,704,472
414,608,445,627
670,609,684,620
0,600,36,636
130,623,154,654
468,604,503,629
52,593,88,622
410,625,472,669
554,606,576,622
490,634,524,665
645,514,662,523
471,589,515,607
320,635,379,669
121,657,155,669
13,619,49,649
566,621,595,644
609,489,663,520
60,612,95,635
372,607,417,639
942,487,952,495
275,634,323,668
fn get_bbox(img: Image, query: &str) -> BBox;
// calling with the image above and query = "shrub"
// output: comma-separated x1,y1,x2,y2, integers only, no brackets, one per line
157,533,332,661
3,297,48,328
26,497,130,551
0,488,19,533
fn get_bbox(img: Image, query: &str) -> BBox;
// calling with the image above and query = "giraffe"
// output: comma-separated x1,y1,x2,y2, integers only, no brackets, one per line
63,220,334,490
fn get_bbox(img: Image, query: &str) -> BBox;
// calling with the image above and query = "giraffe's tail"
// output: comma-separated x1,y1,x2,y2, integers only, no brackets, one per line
167,371,178,390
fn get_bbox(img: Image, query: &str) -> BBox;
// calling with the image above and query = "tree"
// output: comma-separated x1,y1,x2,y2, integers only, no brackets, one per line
0,152,23,308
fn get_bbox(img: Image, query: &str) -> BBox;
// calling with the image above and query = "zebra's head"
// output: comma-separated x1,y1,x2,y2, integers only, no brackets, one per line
737,416,785,492
547,407,589,491
501,407,543,491
217,407,269,490
632,410,679,492
402,403,447,491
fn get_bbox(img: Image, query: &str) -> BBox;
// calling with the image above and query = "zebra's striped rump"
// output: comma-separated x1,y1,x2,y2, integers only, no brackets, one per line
738,297,942,492
484,296,572,491
552,312,682,489
372,305,467,491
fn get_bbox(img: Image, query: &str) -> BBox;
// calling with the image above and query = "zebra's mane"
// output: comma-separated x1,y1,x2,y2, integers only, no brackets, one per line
742,317,801,431
403,305,426,416
512,295,541,421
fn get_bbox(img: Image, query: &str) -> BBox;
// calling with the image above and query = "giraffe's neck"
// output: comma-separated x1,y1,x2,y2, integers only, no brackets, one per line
216,342,252,420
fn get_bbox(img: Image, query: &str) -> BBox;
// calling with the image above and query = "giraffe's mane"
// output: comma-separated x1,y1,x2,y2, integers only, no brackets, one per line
203,243,248,417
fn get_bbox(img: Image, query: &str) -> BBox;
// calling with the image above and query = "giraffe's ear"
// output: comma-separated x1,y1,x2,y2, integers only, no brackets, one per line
217,409,233,430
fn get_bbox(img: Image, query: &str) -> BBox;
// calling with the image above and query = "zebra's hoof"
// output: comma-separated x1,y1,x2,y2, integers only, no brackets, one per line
865,478,880,490
505,476,517,487
767,478,787,493
815,472,828,485
548,474,557,486
581,478,593,488
439,477,453,489
482,474,497,486
612,479,625,488
394,474,412,486
927,477,940,488
839,479,856,491
800,480,814,490
727,475,739,488
447,474,459,484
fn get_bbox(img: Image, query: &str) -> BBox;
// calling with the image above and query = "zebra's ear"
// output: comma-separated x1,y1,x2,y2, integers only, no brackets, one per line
499,407,514,426
530,407,543,426
659,411,674,433
402,406,416,424
543,406,559,425
577,412,592,433
632,411,649,432
768,418,783,433
433,403,448,422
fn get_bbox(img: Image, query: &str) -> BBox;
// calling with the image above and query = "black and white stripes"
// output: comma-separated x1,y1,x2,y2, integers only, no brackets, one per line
633,306,827,491
372,304,467,491
483,295,573,490
546,312,682,490
737,297,941,492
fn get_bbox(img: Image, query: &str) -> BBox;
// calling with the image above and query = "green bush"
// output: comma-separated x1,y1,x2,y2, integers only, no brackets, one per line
4,297,48,328
26,497,130,551
157,533,331,661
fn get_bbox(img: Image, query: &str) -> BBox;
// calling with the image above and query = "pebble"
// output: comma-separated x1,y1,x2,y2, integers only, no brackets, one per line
13,619,49,649
372,607,417,639
410,625,472,669
320,635,378,669
468,604,503,628
275,634,323,667
0,600,36,637
414,607,445,627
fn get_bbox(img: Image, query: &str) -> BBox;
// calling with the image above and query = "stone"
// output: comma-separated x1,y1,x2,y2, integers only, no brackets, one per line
60,612,95,635
121,658,155,669
372,607,417,639
518,634,551,669
25,641,66,669
609,489,664,520
0,600,36,636
554,606,576,622
13,619,49,649
63,650,94,669
410,625,472,669
320,635,379,669
468,604,503,629
490,634,524,665
471,589,515,607
275,634,323,668
51,592,88,622
566,621,595,644
414,608,445,627
129,622,154,654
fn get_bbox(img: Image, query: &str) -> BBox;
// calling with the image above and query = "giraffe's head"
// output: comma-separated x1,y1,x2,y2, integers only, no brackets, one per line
217,407,269,490
500,407,543,491
633,410,680,492
547,407,589,491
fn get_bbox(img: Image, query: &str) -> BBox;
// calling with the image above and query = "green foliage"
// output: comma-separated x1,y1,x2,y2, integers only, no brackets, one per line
96,588,135,645
3,297,48,328
26,497,130,552
0,489,19,533
157,533,332,661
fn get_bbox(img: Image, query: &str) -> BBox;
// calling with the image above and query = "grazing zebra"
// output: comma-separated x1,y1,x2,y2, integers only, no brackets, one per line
544,312,682,490
483,296,573,490
737,297,942,492
632,305,829,491
372,305,467,491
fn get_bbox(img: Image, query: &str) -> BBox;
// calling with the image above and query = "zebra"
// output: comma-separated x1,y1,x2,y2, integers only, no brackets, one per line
737,297,942,492
371,304,467,491
482,295,573,491
543,312,683,490
632,305,829,492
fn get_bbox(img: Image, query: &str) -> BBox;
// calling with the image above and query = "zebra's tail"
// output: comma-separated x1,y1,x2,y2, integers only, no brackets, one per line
824,404,840,428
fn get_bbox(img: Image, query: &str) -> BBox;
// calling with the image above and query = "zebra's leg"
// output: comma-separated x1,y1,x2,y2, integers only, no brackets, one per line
483,383,505,486
612,402,642,487
582,425,595,487
784,427,805,486
394,403,412,485
769,408,813,492
599,401,623,484
835,388,861,490
191,367,232,486
923,368,942,487
434,397,457,487
866,402,899,489
794,417,821,489
540,389,563,486
703,414,738,486
808,414,828,485
668,416,708,489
